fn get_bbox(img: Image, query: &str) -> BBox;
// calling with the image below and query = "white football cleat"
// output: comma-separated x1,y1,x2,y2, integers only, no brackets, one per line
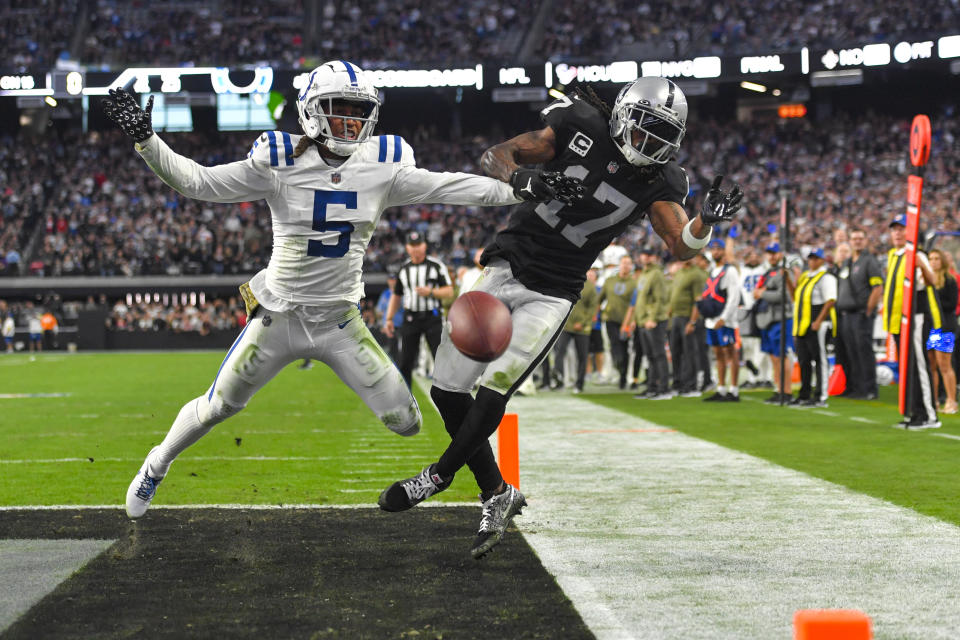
125,446,164,518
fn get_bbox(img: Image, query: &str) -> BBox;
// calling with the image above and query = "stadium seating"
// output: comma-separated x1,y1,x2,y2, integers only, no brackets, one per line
2,112,958,279
7,0,956,70
539,0,960,61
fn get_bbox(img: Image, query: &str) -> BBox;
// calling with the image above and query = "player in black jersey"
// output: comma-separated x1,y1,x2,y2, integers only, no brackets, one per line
380,77,743,558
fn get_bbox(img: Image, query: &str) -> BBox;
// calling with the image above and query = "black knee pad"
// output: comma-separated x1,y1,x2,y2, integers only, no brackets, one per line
430,386,473,437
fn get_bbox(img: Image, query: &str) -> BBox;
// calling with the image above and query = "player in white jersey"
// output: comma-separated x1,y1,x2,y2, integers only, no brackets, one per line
102,60,523,518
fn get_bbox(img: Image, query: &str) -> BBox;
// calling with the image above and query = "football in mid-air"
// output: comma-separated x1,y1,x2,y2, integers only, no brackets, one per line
447,291,512,362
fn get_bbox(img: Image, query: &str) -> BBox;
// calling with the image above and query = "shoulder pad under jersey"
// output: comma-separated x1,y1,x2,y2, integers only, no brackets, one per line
369,134,416,167
248,131,300,167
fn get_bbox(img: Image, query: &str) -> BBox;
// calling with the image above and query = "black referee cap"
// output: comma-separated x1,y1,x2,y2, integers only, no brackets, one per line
406,231,426,245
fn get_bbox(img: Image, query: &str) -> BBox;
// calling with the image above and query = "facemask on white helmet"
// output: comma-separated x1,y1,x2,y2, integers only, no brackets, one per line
296,60,381,157
609,78,687,167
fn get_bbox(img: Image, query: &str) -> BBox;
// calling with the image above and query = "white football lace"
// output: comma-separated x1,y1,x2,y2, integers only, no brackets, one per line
478,491,510,533
402,470,438,501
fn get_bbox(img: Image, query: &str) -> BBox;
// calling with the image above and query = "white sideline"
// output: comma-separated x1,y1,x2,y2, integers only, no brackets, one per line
506,395,960,640
0,503,477,510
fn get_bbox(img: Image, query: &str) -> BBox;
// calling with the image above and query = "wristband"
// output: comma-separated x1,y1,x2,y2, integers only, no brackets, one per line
682,219,712,251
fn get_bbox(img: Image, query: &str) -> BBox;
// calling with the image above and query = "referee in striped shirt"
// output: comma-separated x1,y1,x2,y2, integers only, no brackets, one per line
383,231,454,385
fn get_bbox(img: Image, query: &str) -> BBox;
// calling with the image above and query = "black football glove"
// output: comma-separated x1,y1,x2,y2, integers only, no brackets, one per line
102,88,154,143
699,175,743,225
510,169,585,205
541,171,586,205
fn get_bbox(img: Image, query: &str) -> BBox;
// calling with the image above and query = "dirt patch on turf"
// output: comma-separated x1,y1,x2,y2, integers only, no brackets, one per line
0,508,593,639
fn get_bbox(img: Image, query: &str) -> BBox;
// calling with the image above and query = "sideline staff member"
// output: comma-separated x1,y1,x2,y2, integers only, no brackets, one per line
883,214,941,428
836,228,883,399
384,231,453,384
791,248,837,407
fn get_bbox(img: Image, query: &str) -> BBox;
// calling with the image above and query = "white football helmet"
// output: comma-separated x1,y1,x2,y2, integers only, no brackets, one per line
296,60,380,156
609,77,687,166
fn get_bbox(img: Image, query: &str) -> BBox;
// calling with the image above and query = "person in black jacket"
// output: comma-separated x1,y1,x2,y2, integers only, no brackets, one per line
835,228,883,399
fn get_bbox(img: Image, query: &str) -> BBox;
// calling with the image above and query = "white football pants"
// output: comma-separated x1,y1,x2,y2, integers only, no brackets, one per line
432,259,572,397
148,304,420,477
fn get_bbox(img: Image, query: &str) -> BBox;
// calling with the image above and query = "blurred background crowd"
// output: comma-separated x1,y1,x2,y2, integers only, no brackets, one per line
5,0,956,70
2,111,957,279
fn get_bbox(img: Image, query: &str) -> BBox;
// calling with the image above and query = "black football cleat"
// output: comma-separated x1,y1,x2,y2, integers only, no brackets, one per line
470,484,527,559
378,464,451,512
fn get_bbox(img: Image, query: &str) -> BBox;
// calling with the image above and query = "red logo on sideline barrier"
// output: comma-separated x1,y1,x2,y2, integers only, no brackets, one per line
909,114,931,168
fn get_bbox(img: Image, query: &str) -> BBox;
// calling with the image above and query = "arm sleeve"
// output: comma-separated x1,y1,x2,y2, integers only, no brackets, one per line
385,136,520,208
135,134,277,203
392,272,404,295
387,166,520,208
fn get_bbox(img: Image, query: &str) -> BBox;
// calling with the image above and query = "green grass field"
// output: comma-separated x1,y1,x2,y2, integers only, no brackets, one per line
2,351,959,529
4,351,960,638
0,351,480,506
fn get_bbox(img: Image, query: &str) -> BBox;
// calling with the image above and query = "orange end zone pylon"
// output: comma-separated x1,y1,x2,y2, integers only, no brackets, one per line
497,413,519,489
794,609,872,640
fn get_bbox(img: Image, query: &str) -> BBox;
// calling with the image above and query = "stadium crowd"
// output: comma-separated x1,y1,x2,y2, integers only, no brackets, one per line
77,0,529,69
4,0,958,72
539,0,960,60
2,109,957,280
106,296,245,333
1,0,80,71
1,129,273,278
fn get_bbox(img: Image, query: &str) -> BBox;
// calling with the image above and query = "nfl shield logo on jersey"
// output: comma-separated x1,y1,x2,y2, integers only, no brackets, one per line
607,161,620,174
331,172,342,184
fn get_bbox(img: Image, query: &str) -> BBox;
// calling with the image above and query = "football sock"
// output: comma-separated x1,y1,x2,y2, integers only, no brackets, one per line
436,386,508,487
150,396,212,477
431,386,502,492
717,386,727,395
480,483,508,503
730,386,739,397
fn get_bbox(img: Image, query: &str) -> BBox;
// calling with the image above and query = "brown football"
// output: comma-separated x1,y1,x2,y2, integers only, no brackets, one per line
447,291,512,362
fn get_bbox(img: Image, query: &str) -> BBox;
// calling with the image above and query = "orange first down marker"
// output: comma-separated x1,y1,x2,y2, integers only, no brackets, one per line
497,413,519,489
794,609,872,640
